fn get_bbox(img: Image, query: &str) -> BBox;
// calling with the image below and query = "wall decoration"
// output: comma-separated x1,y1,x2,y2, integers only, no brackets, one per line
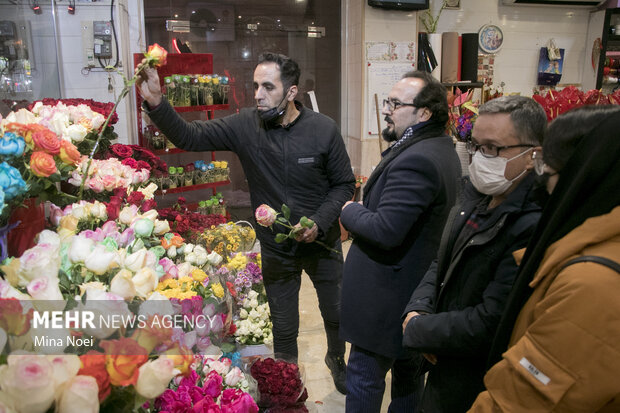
445,0,461,9
477,54,495,86
478,24,503,54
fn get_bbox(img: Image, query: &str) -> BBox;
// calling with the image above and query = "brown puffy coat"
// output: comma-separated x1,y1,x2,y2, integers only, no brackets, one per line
469,205,620,413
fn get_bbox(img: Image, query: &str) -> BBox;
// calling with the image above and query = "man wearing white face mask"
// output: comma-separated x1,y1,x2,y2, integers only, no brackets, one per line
401,96,546,413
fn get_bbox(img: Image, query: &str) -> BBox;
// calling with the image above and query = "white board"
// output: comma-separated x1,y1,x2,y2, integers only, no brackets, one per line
366,61,416,135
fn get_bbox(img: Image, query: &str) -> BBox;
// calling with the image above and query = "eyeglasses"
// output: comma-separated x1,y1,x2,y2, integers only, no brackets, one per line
382,98,416,112
466,140,535,158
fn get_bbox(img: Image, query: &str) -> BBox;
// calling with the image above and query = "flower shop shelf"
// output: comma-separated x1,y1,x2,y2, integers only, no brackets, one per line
155,180,230,195
173,104,229,113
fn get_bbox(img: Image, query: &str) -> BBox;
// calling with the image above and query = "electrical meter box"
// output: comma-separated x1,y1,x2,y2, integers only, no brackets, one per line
93,20,112,59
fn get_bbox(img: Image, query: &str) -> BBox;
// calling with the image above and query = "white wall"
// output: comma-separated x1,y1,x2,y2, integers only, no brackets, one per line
432,0,591,95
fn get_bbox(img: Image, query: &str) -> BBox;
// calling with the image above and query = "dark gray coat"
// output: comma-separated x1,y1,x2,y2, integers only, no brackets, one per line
340,123,461,358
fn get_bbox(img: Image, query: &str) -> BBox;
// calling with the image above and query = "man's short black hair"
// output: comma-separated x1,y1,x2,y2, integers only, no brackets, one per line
402,70,449,125
257,52,301,91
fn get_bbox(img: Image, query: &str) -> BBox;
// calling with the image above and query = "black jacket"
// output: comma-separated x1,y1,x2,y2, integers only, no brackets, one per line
340,124,461,358
402,173,542,413
145,99,355,260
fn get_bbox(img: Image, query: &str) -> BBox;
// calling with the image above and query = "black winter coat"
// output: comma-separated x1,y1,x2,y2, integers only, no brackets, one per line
340,125,461,359
402,173,542,413
145,99,355,262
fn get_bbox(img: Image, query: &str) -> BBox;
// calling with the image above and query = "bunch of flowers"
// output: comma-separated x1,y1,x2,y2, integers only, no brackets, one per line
0,122,80,229
219,252,262,303
104,143,168,174
198,222,257,260
250,357,308,412
157,197,227,243
533,86,620,121
67,156,150,200
447,89,479,142
155,355,258,412
233,289,272,346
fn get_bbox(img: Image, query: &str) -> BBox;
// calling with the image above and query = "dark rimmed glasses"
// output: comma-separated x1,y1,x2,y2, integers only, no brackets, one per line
466,140,535,159
382,98,416,112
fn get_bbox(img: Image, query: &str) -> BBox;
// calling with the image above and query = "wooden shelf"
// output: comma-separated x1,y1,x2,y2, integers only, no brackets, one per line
155,180,230,195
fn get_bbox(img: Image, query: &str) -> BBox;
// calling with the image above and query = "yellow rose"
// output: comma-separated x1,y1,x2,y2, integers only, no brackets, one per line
211,283,225,298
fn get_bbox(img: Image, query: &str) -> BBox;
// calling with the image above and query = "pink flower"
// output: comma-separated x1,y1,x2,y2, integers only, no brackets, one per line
88,177,104,193
49,203,64,227
203,370,223,398
101,174,118,191
255,204,277,227
220,388,258,413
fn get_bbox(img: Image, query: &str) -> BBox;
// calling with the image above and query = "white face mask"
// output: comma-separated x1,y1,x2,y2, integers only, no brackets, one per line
468,148,533,196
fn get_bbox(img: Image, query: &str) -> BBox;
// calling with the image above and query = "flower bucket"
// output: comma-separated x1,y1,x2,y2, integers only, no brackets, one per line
7,198,45,258
238,343,273,358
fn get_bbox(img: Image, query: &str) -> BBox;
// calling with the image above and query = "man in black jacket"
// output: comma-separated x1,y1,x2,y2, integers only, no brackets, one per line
340,71,461,412
402,96,546,413
136,52,354,393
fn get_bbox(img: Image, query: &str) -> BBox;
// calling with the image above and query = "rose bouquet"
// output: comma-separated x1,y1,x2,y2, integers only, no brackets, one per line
220,252,263,303
250,356,308,412
157,197,227,243
154,355,258,412
198,221,257,260
103,143,168,175
447,88,478,142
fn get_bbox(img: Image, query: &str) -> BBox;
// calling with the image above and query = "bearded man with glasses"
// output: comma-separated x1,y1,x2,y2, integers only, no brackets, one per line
340,71,461,412
402,95,546,413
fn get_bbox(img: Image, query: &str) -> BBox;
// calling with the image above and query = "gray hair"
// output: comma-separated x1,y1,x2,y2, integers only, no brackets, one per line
478,96,546,146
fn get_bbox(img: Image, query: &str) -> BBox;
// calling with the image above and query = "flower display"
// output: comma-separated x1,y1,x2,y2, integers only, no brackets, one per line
250,357,308,411
104,143,167,174
447,88,479,142
68,156,150,197
533,86,620,121
198,221,257,259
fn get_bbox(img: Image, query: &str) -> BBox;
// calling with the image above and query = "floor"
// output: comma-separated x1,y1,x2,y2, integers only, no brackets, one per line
298,240,392,413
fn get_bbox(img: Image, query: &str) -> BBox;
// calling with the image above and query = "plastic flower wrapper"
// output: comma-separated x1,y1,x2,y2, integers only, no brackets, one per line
532,86,620,122
155,354,258,413
197,221,257,261
250,354,308,411
255,203,340,254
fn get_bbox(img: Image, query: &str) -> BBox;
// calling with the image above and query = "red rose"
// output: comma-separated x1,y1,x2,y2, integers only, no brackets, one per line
127,191,145,206
141,199,157,212
136,160,151,171
109,143,133,158
121,158,138,169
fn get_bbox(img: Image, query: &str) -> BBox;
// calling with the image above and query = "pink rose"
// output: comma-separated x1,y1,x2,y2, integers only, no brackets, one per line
101,175,118,191
220,388,258,413
255,204,277,227
87,177,104,193
203,370,223,398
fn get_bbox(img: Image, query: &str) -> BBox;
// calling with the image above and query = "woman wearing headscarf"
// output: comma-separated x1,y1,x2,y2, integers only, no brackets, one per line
469,105,620,412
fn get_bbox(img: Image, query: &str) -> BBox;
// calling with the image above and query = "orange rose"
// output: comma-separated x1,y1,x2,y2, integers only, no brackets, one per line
30,151,58,177
99,337,149,386
130,316,174,353
163,346,194,376
0,298,33,336
145,43,167,67
32,129,61,155
59,140,81,165
78,352,111,402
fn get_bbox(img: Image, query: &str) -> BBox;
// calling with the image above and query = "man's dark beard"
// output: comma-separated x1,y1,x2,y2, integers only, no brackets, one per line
381,127,398,142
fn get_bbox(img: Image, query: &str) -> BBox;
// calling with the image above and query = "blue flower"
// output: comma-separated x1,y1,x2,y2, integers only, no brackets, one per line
0,162,28,200
0,132,26,157
0,186,5,213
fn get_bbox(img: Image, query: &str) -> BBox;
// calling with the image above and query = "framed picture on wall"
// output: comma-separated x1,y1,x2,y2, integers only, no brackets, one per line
445,0,460,9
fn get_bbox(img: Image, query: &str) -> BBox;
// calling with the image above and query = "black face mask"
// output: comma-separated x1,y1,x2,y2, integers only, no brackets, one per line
258,89,289,123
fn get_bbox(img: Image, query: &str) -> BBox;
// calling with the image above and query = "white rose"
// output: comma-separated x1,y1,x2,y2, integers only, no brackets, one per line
84,245,118,275
6,108,37,124
138,182,158,200
153,219,170,236
194,252,207,267
46,354,80,389
27,277,63,301
135,357,178,399
239,309,248,319
78,281,107,296
140,209,159,222
224,367,244,387
36,230,60,248
90,113,105,130
184,252,197,264
70,204,87,220
167,246,177,259
124,248,147,273
63,124,88,143
90,201,108,220
183,243,194,254
139,291,174,318
176,262,193,278
0,354,55,413
78,289,130,339
207,359,231,376
49,112,70,136
57,375,99,413
0,391,17,413
132,267,158,298
248,290,258,300
194,245,207,256
68,235,94,263
109,269,136,300
18,244,60,286
249,299,258,309
0,279,31,300
118,205,138,225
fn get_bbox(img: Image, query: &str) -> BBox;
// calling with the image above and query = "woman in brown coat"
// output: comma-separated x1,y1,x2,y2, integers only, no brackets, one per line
469,105,620,412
